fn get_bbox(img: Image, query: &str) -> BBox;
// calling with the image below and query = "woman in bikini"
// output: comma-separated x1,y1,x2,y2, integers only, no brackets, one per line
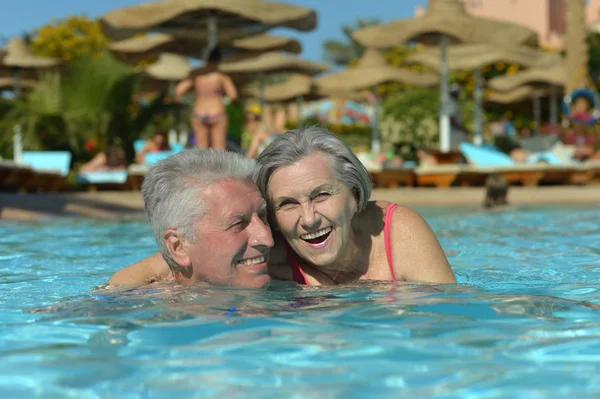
175,46,238,150
108,127,454,286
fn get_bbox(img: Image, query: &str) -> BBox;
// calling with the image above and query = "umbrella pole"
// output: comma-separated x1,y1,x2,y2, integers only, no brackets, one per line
473,67,483,146
371,89,381,154
296,95,304,127
439,35,451,152
203,12,219,61
533,95,541,134
167,80,178,146
259,72,265,120
12,68,23,163
549,85,558,126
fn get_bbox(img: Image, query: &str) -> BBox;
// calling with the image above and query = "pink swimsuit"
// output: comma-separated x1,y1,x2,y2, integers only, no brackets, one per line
289,204,398,285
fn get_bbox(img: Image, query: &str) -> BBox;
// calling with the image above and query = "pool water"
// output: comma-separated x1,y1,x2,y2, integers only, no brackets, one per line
1,205,599,398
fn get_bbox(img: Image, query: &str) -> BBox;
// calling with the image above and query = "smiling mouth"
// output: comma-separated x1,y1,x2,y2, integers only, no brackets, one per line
300,227,332,244
237,256,266,265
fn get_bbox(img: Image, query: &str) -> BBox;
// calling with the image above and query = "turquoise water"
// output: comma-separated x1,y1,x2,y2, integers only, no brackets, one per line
1,205,600,398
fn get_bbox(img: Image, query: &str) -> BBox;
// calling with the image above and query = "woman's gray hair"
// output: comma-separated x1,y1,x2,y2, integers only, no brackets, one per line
142,148,257,273
255,125,372,212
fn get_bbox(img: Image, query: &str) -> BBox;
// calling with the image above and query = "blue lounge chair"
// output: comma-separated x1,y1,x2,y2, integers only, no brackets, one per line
76,170,128,185
21,151,71,176
20,151,72,191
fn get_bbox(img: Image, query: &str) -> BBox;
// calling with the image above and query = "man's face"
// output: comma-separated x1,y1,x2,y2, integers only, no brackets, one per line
184,178,273,288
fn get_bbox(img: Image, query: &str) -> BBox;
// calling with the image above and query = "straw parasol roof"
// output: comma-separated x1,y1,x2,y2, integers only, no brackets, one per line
219,51,330,76
316,48,438,92
352,0,538,48
488,63,566,92
100,0,317,42
406,44,561,72
109,32,302,63
145,53,191,81
0,77,37,91
486,86,548,104
1,38,61,69
243,73,362,102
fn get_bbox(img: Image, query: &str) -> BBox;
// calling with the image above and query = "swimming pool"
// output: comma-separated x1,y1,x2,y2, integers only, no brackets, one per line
1,205,599,398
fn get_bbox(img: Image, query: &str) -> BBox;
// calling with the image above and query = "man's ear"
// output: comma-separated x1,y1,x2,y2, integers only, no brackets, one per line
164,229,191,268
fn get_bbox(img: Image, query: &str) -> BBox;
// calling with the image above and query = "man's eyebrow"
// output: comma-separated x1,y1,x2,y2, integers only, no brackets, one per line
228,203,267,221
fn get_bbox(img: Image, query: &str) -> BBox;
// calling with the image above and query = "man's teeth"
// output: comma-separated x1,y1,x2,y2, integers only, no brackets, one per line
300,227,332,240
238,256,265,265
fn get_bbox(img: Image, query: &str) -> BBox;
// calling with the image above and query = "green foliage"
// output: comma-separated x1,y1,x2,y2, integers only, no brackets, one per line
0,50,171,162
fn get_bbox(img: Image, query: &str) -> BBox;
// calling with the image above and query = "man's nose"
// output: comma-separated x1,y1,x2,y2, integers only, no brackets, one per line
249,216,274,248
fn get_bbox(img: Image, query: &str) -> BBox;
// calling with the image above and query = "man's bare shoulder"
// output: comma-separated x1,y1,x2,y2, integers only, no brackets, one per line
107,253,173,287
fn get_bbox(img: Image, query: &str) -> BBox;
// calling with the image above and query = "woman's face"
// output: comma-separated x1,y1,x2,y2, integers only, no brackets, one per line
267,152,358,266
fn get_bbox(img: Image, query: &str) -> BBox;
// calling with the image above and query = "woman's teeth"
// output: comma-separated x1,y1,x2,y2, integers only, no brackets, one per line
300,227,332,240
238,256,265,265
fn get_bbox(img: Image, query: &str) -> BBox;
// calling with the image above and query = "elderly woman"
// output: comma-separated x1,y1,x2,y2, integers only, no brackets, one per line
256,126,454,285
109,126,455,286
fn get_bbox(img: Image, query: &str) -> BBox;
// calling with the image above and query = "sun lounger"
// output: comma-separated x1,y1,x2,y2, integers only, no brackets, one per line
20,151,72,191
371,168,416,188
127,164,148,191
459,143,583,186
0,160,35,191
414,165,474,188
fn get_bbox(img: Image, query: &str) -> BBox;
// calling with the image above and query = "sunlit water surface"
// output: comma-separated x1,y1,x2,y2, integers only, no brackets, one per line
1,204,600,398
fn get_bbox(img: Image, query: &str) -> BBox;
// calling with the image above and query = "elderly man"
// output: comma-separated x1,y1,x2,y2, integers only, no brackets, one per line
108,148,273,288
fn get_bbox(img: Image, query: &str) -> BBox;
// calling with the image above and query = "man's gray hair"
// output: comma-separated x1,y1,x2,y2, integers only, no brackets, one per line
255,125,372,213
142,148,257,273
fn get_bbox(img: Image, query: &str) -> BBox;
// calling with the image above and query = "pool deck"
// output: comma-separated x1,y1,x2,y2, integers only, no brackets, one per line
1,186,598,221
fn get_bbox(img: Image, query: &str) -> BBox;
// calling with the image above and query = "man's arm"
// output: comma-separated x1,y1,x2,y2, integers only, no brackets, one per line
107,252,172,287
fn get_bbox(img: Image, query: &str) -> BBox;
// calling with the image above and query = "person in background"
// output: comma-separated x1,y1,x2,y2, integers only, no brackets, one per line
80,144,127,173
135,133,171,164
175,46,238,150
245,107,287,159
483,173,509,209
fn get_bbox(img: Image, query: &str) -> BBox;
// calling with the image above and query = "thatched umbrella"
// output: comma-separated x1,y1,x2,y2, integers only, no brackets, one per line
487,86,550,130
220,51,330,117
406,44,561,142
353,0,538,152
243,73,362,124
316,48,438,153
109,32,302,63
487,86,548,105
0,38,61,162
100,0,316,60
0,77,37,91
488,63,565,127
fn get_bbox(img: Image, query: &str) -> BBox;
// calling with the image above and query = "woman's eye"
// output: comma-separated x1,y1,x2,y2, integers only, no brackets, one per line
315,192,331,200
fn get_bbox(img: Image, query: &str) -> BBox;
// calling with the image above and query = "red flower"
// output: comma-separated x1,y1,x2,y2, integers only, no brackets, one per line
84,139,96,151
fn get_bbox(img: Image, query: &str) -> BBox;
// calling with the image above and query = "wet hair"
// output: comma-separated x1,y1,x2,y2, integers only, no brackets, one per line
142,148,257,273
484,173,509,209
254,125,372,213
105,145,126,168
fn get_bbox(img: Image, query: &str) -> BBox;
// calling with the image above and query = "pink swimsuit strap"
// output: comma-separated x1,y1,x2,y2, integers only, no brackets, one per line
383,203,397,280
288,203,398,285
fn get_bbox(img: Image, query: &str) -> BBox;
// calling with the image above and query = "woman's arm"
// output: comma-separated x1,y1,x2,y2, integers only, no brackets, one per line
174,78,193,100
222,74,238,101
390,206,456,284
107,252,172,287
